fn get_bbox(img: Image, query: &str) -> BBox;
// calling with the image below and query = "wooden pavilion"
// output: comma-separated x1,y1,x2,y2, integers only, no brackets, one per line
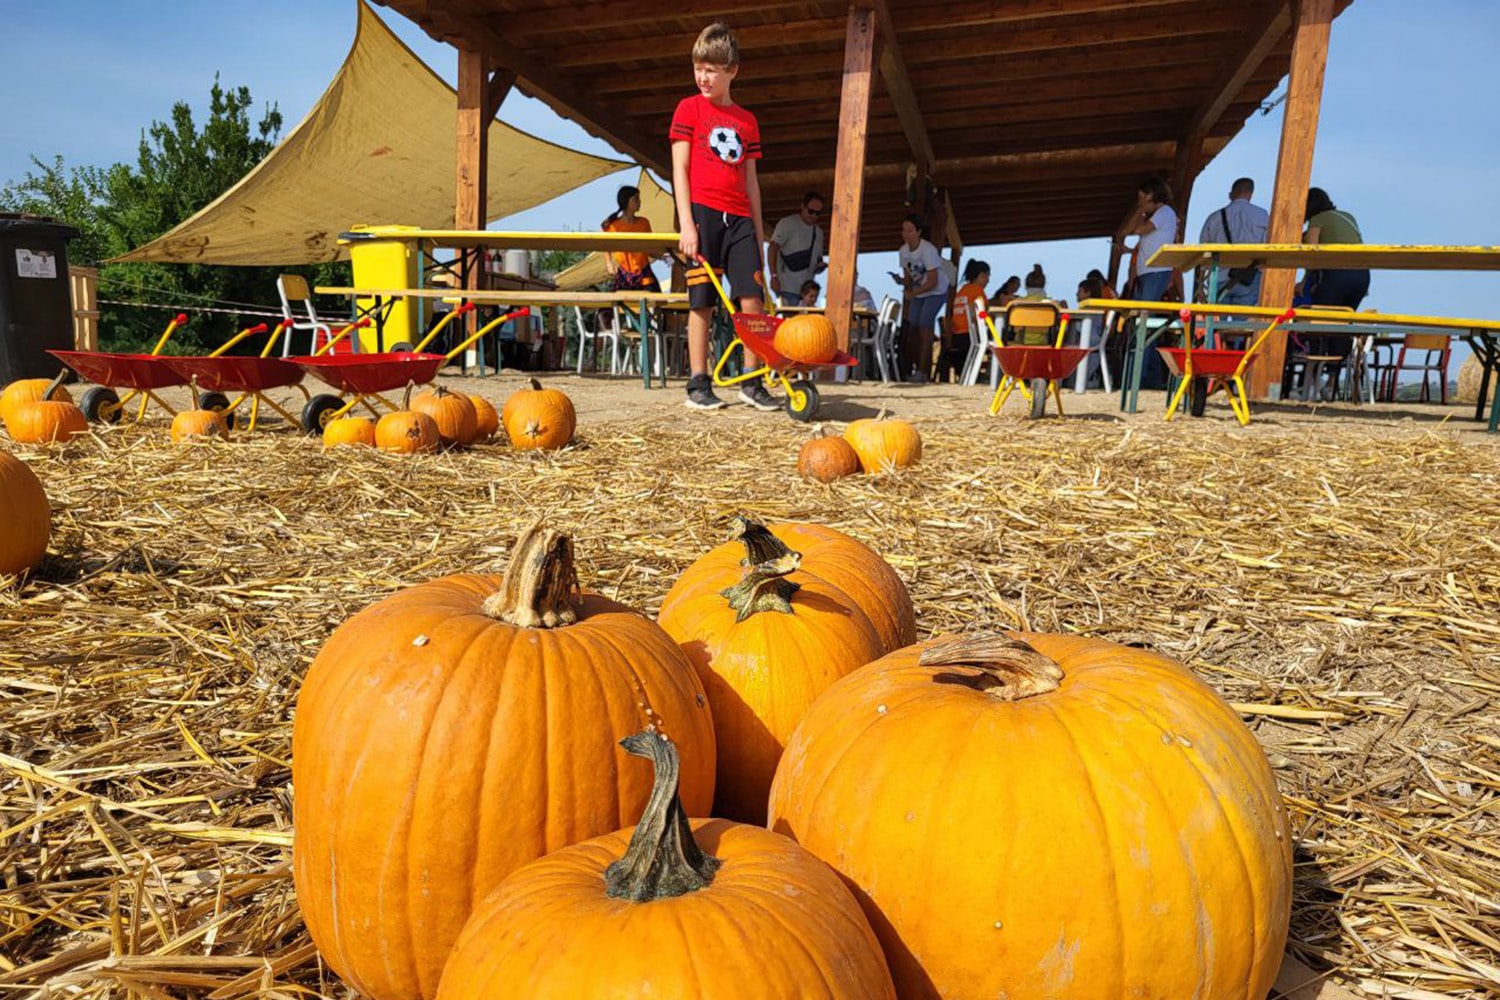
376,0,1353,396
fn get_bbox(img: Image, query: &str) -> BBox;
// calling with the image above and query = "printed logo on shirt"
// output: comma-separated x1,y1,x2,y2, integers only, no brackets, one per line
707,126,745,165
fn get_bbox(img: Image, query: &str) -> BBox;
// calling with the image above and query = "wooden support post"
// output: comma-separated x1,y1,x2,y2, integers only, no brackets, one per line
1170,136,1203,240
456,47,491,350
1252,0,1333,399
826,6,879,354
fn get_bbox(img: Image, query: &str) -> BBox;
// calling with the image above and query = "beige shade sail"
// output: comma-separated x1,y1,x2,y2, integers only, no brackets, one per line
113,1,629,266
552,169,675,291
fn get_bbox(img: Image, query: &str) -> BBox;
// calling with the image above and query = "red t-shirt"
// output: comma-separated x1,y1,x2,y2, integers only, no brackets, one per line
669,95,762,217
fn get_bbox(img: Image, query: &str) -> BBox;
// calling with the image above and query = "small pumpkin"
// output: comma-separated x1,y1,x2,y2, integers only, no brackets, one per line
0,451,49,577
293,523,716,1000
502,377,575,451
322,415,376,449
467,393,499,441
657,516,890,823
412,384,478,448
376,383,440,454
797,430,861,482
1,376,74,428
773,312,839,364
843,408,921,473
6,373,88,445
170,378,227,443
768,632,1293,1000
436,730,896,1000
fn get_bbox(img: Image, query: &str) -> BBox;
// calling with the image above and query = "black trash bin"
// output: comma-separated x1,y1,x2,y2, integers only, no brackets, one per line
0,215,80,383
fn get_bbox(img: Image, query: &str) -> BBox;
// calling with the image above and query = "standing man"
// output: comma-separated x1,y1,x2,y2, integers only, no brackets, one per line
768,192,826,308
1198,177,1269,305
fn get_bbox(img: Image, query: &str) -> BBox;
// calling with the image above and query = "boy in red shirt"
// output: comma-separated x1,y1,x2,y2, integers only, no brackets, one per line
671,22,775,411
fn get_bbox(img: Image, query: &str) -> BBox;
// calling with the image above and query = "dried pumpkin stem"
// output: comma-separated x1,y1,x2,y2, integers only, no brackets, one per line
726,514,794,567
720,551,801,622
43,370,68,402
481,521,580,628
918,633,1064,700
525,377,543,391
604,729,721,901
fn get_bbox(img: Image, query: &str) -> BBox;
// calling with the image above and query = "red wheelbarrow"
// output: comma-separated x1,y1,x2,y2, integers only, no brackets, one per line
49,313,202,423
1160,307,1294,425
976,303,1090,418
289,305,525,433
699,258,857,421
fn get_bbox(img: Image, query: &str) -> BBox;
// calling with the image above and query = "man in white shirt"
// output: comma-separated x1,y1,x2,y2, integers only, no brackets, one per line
768,192,826,307
1198,177,1270,305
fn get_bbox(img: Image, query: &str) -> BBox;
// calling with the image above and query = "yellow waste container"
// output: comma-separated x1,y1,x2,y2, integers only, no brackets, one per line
343,225,425,352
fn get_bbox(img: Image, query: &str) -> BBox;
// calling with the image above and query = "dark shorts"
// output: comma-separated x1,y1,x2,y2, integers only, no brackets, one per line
687,203,763,310
612,267,661,294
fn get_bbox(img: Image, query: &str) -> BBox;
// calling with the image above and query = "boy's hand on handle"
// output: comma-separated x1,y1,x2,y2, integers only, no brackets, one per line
679,223,700,261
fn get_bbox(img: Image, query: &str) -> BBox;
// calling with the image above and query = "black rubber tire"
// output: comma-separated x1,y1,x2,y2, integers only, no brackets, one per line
1028,378,1049,419
80,386,122,424
785,380,820,422
199,392,237,430
301,394,344,435
388,342,415,355
1190,377,1209,417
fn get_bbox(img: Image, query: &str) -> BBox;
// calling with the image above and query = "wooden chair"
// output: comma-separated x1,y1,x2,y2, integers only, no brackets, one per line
1386,333,1452,403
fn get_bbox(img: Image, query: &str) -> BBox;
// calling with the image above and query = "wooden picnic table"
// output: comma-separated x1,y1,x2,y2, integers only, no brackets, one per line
1147,243,1500,272
316,285,689,389
1081,298,1500,429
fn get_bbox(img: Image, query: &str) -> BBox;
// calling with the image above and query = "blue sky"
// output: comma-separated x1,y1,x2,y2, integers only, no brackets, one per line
2,0,1497,352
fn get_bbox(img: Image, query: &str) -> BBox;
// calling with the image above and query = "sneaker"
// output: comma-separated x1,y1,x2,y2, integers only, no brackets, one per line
738,382,779,411
684,376,727,410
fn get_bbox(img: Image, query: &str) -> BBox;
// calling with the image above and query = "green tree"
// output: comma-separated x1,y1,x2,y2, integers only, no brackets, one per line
1,77,348,352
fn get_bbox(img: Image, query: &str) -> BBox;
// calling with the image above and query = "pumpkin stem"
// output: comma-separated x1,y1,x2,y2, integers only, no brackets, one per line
720,550,801,622
604,729,721,902
726,515,791,567
43,370,68,402
401,381,416,410
480,521,580,627
918,633,1064,700
188,375,201,410
526,377,543,391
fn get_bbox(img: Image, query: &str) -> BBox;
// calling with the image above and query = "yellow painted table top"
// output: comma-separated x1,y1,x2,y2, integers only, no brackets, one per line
1147,243,1500,271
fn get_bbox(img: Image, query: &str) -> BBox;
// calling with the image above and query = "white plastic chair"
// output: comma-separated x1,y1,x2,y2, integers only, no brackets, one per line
571,306,623,374
857,296,901,384
277,275,338,355
960,299,990,386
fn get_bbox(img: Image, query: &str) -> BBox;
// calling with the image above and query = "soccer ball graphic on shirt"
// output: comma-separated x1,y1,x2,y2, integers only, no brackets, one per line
707,126,745,164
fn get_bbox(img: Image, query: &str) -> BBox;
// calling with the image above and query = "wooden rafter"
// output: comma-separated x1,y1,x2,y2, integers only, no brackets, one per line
871,0,937,176
1183,0,1292,144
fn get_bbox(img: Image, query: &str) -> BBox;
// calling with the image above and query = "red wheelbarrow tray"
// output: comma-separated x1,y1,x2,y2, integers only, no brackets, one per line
733,313,859,372
287,351,449,395
1160,347,1253,380
162,355,306,393
48,350,188,391
990,345,1091,382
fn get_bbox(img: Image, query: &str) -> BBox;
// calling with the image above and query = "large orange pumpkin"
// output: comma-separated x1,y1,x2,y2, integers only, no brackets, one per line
843,409,921,473
322,416,376,449
467,393,499,441
773,312,839,364
1,377,74,428
657,517,893,823
5,373,88,445
412,385,478,448
797,431,861,482
0,451,49,577
437,730,896,1000
376,384,440,454
293,523,717,1000
768,632,1293,1000
502,377,575,451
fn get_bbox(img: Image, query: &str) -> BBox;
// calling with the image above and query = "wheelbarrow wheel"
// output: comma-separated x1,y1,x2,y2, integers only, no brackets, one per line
388,342,414,354
1028,378,1049,419
199,392,237,430
785,379,820,422
1190,377,1209,417
80,387,122,424
301,394,344,435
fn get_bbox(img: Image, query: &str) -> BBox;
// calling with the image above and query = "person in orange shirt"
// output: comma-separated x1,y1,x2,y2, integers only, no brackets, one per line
947,259,990,382
601,185,661,293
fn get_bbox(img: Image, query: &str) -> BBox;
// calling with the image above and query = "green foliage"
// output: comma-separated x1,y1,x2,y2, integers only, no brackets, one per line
1,76,349,352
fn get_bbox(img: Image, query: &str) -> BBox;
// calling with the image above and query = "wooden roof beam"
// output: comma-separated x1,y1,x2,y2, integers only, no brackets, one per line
1183,0,1291,145
871,0,937,176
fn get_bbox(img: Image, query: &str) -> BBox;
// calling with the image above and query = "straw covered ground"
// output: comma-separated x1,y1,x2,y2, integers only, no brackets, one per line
2,385,1498,998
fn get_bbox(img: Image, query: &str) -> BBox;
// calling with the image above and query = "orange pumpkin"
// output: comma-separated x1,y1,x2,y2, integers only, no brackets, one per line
0,451,49,577
293,523,717,1000
376,384,440,454
773,312,839,364
5,373,88,445
797,431,861,482
322,416,375,449
1,377,74,428
768,632,1293,1000
502,377,575,451
170,380,228,443
657,517,891,823
843,408,921,473
467,393,499,441
436,730,895,1000
412,384,478,448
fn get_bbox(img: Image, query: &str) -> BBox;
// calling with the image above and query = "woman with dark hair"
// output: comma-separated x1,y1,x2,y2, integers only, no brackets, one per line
893,214,949,382
1298,187,1369,397
1086,268,1119,301
994,275,1022,307
600,185,661,293
946,259,991,382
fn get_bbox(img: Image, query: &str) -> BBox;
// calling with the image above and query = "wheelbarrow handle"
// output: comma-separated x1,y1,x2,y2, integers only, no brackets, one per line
412,301,479,354
149,313,191,356
209,322,272,358
443,307,529,362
